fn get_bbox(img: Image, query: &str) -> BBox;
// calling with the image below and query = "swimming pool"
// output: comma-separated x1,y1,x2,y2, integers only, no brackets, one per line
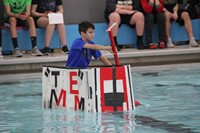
0,64,200,133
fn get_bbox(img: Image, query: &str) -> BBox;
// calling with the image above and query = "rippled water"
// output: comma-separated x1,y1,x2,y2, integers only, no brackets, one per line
0,66,200,133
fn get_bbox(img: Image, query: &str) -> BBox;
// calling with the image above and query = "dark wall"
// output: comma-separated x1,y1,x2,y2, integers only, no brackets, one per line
0,0,4,25
63,0,106,24
0,0,106,25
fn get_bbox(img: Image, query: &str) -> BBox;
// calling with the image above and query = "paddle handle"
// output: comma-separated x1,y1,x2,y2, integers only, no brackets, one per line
107,23,119,66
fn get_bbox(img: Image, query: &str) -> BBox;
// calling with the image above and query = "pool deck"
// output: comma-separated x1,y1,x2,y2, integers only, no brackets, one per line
0,45,200,75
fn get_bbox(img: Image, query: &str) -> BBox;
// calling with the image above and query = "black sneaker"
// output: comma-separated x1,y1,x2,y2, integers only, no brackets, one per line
115,43,121,51
137,41,145,50
62,45,69,54
43,47,51,55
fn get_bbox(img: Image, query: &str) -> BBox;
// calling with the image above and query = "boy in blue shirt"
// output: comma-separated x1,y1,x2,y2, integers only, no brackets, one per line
66,21,113,68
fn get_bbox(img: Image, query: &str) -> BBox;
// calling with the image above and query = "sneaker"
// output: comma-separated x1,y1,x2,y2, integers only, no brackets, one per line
62,45,69,54
13,48,23,57
189,40,199,47
167,38,175,48
116,45,121,51
43,47,51,55
0,47,3,58
32,47,43,56
137,41,145,50
158,41,166,49
167,42,175,48
147,43,157,49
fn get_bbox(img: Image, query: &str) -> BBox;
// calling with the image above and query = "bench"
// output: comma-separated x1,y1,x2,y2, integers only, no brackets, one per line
1,19,200,52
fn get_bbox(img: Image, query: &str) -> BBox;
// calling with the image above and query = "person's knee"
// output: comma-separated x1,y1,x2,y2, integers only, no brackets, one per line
37,18,49,28
181,12,190,20
27,16,34,24
9,17,17,25
135,12,144,21
109,13,120,23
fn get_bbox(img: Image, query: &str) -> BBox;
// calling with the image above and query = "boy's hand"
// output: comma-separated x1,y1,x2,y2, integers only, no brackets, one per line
43,11,51,17
172,12,178,20
106,46,113,53
19,12,28,20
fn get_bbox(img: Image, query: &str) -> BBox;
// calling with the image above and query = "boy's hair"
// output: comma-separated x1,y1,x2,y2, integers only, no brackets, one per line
78,21,95,35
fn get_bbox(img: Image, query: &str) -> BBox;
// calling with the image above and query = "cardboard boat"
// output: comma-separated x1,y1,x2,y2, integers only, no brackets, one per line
42,65,135,112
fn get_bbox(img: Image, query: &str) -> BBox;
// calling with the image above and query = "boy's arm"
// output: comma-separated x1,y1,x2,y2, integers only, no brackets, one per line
4,5,19,18
83,43,113,53
99,56,112,66
25,5,31,16
173,3,178,13
31,5,48,17
56,5,64,13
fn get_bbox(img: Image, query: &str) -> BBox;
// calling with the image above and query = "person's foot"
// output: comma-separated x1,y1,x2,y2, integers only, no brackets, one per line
146,43,157,49
0,47,3,58
32,47,43,56
116,45,121,51
43,47,51,55
137,41,145,50
13,48,23,57
158,41,166,49
189,40,199,47
62,45,69,54
167,41,175,48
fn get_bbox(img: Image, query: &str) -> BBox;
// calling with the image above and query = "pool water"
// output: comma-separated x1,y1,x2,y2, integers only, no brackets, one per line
0,65,200,133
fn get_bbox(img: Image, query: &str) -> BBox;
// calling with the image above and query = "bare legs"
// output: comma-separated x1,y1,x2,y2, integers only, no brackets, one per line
108,12,144,37
130,12,144,36
108,12,144,49
181,12,193,38
37,17,67,48
108,12,121,37
165,11,199,47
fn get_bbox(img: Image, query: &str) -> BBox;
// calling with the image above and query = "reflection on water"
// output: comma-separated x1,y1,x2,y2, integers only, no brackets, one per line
42,110,136,133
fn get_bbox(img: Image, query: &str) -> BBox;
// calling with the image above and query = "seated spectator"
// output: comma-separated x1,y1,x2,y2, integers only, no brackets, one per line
31,0,69,55
184,0,200,19
141,0,167,49
66,21,112,68
164,0,199,48
104,0,145,50
3,0,43,57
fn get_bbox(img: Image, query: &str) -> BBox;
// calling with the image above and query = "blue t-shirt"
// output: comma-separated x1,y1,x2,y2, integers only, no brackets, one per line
66,38,102,68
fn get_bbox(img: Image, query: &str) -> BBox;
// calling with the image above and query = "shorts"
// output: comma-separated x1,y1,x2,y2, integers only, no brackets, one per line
4,17,28,27
105,12,137,28
33,17,40,28
176,9,188,26
164,4,188,26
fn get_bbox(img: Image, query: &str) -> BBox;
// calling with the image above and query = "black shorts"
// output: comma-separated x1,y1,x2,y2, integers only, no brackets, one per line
105,12,137,28
164,4,188,26
176,9,188,26
4,17,28,27
33,17,40,28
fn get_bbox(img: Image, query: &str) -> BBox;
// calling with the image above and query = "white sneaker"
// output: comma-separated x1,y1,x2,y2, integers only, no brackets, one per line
13,48,23,57
167,38,175,48
189,40,199,47
0,47,3,58
167,42,175,48
32,47,43,56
